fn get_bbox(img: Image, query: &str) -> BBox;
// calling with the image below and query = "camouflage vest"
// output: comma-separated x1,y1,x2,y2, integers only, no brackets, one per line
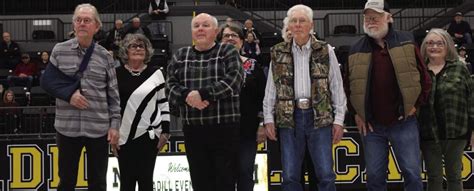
270,37,334,128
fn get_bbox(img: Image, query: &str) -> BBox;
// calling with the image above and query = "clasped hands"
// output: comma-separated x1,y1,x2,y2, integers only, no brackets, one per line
186,90,209,110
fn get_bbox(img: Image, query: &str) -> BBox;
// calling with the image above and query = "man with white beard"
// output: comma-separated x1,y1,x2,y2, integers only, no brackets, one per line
344,0,432,190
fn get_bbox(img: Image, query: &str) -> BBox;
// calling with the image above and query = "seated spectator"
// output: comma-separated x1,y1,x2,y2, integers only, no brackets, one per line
148,0,169,36
0,32,21,70
8,53,36,90
225,17,243,28
106,19,125,51
447,12,472,46
0,89,20,133
243,19,261,43
459,46,473,74
242,32,261,60
125,17,152,40
94,29,108,47
37,51,50,76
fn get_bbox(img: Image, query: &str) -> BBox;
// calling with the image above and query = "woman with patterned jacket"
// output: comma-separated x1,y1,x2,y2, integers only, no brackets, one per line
419,28,474,191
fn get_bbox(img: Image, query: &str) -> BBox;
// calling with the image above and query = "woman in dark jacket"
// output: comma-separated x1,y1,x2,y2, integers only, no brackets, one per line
219,23,266,191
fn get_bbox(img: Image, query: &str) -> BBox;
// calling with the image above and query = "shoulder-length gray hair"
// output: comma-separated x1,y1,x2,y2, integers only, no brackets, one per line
118,33,154,64
420,28,458,62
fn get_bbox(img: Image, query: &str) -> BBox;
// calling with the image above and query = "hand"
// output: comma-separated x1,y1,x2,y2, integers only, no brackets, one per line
111,143,120,157
332,124,344,144
355,114,373,136
256,126,266,143
186,90,209,110
69,90,89,109
455,33,463,38
408,107,417,116
108,128,119,145
154,10,160,14
108,128,120,157
19,73,27,78
264,123,277,141
157,133,170,151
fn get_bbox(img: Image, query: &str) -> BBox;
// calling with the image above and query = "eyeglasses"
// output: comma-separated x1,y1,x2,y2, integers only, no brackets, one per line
21,57,29,59
74,17,95,24
128,44,146,50
289,18,309,24
363,14,383,22
426,40,445,48
222,33,239,39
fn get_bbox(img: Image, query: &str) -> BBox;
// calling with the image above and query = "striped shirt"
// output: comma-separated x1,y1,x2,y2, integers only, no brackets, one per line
50,38,121,138
263,41,347,126
117,66,170,145
166,43,243,126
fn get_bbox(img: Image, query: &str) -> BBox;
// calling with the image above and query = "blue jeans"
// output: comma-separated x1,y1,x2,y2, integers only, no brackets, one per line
362,116,423,191
279,108,336,191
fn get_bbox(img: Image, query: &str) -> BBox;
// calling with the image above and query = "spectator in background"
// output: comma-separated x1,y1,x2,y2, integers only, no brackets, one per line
125,17,152,40
0,89,20,133
243,19,261,43
242,32,261,60
149,0,169,36
458,46,473,74
0,32,21,70
219,23,266,191
37,51,50,76
447,12,472,46
418,28,474,191
226,17,234,25
8,53,36,90
94,29,107,47
106,19,125,51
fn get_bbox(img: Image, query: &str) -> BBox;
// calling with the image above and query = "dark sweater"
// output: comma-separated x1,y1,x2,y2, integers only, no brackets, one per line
369,43,402,125
239,58,266,139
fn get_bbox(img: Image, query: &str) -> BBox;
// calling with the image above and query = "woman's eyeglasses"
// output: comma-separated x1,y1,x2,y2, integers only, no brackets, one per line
128,44,146,50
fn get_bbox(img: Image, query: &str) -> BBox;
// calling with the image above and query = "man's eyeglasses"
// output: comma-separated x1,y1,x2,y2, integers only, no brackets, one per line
363,15,383,22
74,17,94,24
223,33,239,39
426,41,445,48
128,44,146,50
21,57,29,59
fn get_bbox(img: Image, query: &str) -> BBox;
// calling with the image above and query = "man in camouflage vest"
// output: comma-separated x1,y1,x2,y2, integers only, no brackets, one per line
262,4,346,191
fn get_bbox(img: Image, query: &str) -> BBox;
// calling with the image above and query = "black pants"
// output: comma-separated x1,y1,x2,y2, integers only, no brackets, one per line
118,133,159,191
183,124,240,191
56,132,109,191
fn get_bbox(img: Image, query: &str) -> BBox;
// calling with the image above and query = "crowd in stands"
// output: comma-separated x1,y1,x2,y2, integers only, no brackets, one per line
0,32,52,109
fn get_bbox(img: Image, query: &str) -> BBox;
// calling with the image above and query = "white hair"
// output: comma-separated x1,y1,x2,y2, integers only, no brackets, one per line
287,4,314,34
191,13,219,29
73,3,102,28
